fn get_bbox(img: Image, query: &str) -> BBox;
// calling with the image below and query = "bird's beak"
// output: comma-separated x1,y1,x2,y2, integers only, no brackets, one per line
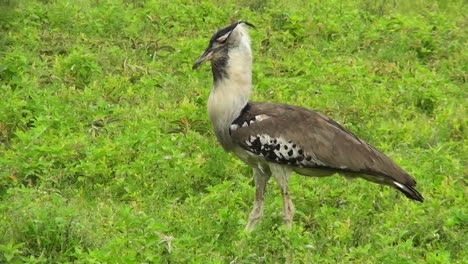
192,50,213,70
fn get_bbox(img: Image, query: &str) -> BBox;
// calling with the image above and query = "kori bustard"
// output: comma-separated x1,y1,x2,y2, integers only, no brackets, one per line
193,22,423,231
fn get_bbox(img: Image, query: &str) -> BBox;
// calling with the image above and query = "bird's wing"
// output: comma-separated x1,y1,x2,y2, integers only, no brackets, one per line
230,102,417,187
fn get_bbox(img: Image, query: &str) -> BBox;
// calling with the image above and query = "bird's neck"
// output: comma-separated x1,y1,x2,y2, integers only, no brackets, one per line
208,47,252,150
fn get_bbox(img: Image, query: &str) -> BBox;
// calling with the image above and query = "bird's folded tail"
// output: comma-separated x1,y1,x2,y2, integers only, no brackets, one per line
393,181,424,202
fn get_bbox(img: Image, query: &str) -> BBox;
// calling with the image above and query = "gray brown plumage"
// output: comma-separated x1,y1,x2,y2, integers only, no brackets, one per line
230,102,423,202
193,22,423,231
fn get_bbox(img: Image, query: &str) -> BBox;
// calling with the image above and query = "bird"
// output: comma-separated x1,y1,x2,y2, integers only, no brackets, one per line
192,21,423,231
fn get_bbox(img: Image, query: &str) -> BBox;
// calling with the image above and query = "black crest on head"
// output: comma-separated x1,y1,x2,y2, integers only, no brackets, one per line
209,23,238,46
209,21,255,47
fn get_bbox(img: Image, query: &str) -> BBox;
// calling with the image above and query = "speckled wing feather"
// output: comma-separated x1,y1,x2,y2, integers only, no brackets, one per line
230,102,422,199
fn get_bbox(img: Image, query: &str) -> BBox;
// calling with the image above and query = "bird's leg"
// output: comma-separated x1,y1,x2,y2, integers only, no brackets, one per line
245,167,271,231
272,166,295,229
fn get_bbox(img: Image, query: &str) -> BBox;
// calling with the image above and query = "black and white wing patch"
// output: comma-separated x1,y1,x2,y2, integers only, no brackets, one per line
228,104,327,168
229,114,271,133
243,134,325,168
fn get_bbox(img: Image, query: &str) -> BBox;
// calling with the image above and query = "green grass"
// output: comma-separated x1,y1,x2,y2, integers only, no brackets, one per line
0,0,466,262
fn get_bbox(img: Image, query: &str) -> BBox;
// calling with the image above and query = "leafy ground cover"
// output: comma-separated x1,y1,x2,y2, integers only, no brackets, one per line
0,0,466,263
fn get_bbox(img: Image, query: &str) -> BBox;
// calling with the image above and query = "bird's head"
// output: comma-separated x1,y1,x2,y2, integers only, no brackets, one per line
193,21,255,80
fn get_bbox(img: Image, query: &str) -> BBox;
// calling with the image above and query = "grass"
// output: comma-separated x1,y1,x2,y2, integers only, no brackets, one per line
0,0,466,263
